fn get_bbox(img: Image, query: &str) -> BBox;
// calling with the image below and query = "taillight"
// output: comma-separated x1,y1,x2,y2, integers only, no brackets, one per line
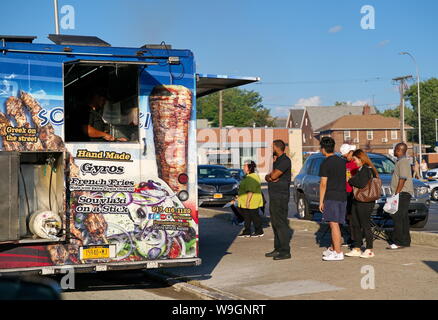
178,173,188,184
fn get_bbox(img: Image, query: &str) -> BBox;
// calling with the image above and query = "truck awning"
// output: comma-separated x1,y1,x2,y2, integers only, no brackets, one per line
196,74,260,98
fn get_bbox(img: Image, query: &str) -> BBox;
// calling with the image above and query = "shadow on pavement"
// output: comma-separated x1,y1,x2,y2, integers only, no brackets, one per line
160,216,243,281
161,203,296,281
313,223,353,248
53,270,172,293
423,261,438,273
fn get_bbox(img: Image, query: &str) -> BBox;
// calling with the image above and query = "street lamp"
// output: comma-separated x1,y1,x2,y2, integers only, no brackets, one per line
400,52,422,161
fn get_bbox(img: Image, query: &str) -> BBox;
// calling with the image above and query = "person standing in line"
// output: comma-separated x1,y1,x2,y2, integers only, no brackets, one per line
340,144,359,247
319,137,348,261
345,149,379,258
236,161,264,238
420,159,429,180
413,159,421,180
264,140,292,260
387,143,414,250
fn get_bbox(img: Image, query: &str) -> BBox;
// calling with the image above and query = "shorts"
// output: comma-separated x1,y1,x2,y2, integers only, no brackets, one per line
323,200,347,224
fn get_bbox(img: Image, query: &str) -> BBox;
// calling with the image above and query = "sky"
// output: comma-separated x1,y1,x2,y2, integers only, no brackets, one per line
1,0,436,117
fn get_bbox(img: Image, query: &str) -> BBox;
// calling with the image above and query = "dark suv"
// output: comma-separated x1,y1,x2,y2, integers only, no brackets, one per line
198,165,239,206
293,153,430,228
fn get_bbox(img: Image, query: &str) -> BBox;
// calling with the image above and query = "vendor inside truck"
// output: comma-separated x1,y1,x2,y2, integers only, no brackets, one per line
65,62,140,143
80,89,128,142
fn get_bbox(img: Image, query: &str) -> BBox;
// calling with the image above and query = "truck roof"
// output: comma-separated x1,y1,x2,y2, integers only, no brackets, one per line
0,34,260,97
0,34,194,58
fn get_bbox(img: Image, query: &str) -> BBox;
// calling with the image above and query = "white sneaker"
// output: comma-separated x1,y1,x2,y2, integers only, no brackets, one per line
345,249,362,257
322,251,344,261
322,248,334,257
360,249,375,259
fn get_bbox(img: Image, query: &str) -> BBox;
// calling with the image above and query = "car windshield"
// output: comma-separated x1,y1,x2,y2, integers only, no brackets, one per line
198,167,232,179
370,156,395,175
229,169,242,176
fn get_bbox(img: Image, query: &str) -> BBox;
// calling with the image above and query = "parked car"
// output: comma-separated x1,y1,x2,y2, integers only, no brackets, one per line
198,165,239,206
426,168,438,181
228,168,245,182
293,153,430,228
425,179,438,201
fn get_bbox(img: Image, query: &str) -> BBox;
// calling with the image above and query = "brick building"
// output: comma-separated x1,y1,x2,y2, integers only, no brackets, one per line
197,127,303,178
316,114,414,155
286,105,377,153
286,108,319,152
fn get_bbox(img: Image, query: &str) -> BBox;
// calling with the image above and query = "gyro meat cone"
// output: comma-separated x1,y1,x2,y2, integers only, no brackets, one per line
149,85,192,193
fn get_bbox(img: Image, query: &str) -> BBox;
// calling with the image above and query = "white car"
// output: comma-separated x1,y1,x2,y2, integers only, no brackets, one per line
426,179,438,201
426,168,438,181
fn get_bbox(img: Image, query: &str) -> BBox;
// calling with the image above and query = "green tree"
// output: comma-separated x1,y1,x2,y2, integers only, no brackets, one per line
334,101,351,106
405,78,438,148
380,105,414,119
196,88,276,127
380,105,415,141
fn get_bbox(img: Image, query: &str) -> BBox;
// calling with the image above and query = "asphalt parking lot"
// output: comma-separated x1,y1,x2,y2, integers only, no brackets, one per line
163,207,438,300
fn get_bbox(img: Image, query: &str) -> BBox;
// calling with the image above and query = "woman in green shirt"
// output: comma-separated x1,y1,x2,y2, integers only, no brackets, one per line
237,161,264,238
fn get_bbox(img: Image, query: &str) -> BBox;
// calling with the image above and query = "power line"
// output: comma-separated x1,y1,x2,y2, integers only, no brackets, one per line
253,75,433,86
263,102,399,107
255,77,390,85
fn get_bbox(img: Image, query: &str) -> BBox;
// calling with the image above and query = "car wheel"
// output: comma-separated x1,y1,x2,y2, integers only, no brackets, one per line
410,214,429,229
431,188,438,201
297,193,312,220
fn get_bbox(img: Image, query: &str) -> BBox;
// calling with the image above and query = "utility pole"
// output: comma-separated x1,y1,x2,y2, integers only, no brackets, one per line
392,75,412,143
400,52,423,163
218,90,224,165
219,90,223,128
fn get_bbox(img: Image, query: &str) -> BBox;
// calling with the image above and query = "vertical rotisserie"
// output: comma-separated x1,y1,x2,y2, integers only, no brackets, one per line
149,85,192,193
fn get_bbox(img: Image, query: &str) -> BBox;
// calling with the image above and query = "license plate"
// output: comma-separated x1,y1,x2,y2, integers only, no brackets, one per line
213,193,223,199
80,245,115,260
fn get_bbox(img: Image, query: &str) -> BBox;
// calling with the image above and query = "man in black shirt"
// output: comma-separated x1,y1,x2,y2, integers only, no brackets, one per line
319,137,347,261
80,90,127,142
265,139,292,260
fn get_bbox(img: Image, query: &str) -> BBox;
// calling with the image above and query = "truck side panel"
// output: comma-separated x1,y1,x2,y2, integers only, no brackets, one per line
0,45,199,272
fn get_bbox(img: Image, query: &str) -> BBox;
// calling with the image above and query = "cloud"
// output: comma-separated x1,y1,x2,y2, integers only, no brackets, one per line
328,25,342,33
378,40,390,47
351,99,371,106
295,96,322,108
272,106,291,116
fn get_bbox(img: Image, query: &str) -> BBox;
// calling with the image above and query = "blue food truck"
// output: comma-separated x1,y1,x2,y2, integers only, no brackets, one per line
0,34,258,275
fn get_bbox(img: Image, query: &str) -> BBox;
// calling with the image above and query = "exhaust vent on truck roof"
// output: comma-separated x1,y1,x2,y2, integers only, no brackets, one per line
0,35,37,43
48,34,111,47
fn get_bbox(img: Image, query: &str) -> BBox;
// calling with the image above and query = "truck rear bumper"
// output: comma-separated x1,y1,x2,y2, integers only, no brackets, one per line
0,258,201,277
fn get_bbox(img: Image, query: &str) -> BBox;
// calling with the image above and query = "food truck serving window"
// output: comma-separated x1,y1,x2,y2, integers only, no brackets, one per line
64,61,140,142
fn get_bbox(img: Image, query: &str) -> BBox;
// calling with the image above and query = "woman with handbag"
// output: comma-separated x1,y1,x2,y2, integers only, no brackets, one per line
346,149,381,258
